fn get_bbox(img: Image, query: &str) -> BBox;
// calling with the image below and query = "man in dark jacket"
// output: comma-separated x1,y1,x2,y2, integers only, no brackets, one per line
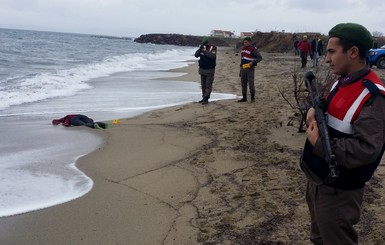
311,35,324,67
194,37,217,105
302,23,385,244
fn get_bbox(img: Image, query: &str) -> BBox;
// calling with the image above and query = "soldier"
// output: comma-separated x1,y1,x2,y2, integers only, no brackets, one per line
301,23,385,244
194,37,217,105
238,37,262,103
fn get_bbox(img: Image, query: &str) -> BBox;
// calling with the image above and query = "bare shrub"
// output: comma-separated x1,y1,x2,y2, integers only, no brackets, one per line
278,59,337,132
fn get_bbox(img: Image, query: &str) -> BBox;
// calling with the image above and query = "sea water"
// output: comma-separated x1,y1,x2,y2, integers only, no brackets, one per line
0,28,236,217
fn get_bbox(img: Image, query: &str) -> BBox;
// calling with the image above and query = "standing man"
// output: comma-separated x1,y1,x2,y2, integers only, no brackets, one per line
301,23,385,244
298,35,312,68
311,35,324,67
194,36,217,105
238,36,262,102
294,39,300,56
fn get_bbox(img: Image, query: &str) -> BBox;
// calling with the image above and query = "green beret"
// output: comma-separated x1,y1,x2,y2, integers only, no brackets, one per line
202,36,209,45
243,36,252,42
329,23,373,51
243,37,251,42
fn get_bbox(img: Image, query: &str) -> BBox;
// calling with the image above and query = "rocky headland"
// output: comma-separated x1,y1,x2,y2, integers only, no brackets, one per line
135,32,385,53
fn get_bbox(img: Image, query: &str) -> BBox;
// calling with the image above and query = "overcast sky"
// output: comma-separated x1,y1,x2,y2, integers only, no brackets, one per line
1,0,384,37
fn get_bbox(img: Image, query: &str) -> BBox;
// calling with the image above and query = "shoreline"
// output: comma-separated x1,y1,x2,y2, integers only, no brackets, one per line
1,48,385,244
0,55,212,220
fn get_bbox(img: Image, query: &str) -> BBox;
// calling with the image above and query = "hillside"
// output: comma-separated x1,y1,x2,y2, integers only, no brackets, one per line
134,32,385,53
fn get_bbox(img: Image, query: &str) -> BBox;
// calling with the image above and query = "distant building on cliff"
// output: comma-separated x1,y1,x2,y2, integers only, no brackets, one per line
210,30,234,38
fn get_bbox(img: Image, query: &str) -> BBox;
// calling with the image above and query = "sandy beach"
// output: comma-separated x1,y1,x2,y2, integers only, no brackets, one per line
1,47,385,244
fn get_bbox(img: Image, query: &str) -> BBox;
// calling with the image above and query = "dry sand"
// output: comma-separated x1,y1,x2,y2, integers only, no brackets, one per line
1,48,385,244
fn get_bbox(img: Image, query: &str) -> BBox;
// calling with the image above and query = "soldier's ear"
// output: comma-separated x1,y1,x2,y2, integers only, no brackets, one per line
348,46,360,59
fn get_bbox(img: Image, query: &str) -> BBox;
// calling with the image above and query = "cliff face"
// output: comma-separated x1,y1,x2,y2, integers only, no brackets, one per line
252,32,300,53
134,34,230,47
134,33,303,53
135,33,385,53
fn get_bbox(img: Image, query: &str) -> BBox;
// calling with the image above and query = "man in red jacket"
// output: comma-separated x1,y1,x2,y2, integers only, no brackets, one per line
298,35,312,68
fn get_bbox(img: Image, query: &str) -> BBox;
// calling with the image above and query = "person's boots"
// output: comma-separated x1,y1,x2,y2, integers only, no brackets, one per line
202,97,209,105
238,93,247,102
251,94,255,102
198,98,204,103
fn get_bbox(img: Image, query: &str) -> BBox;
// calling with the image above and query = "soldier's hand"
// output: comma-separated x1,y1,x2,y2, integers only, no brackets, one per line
306,120,320,146
306,107,315,126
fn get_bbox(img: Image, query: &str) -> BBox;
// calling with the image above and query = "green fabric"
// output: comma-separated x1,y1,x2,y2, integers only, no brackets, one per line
329,23,373,51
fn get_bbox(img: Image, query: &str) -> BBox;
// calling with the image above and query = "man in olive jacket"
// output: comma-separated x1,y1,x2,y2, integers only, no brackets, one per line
302,23,385,244
238,37,262,103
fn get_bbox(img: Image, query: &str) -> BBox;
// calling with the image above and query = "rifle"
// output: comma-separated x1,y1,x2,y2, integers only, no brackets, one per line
305,71,339,181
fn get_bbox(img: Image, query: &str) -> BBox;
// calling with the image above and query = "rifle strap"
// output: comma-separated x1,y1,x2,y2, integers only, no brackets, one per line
362,79,381,95
326,83,340,104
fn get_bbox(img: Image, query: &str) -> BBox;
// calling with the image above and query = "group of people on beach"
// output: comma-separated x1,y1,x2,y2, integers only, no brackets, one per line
194,32,323,105
294,34,324,68
194,35,263,104
195,23,385,245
